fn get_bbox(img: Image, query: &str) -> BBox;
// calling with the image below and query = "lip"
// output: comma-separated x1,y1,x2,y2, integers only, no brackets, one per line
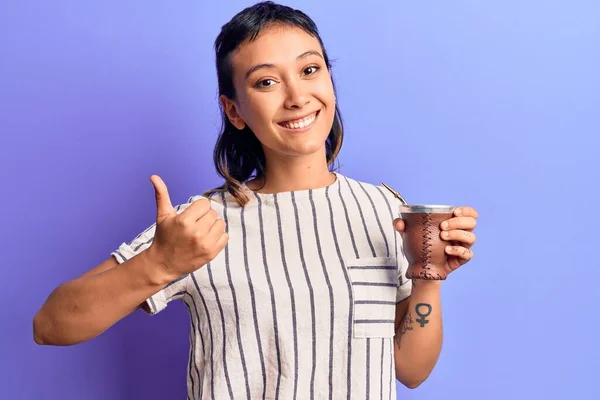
277,110,320,133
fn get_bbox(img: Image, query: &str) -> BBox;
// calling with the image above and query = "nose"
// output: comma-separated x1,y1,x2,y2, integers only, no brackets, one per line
283,79,310,109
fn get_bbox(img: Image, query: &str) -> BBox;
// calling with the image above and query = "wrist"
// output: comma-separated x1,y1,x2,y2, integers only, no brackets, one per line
140,246,177,287
411,278,442,290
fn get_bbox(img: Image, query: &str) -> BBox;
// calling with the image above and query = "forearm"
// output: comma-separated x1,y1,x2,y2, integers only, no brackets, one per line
394,279,443,388
34,250,169,346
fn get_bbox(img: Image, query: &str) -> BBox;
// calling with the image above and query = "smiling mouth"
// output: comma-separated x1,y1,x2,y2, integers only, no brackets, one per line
278,110,320,130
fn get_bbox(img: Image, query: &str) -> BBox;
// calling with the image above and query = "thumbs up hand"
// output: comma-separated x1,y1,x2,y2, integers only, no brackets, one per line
146,175,229,282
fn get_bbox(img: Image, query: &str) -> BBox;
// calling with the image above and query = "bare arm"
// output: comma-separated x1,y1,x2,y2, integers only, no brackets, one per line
33,248,171,346
33,175,228,347
393,280,443,388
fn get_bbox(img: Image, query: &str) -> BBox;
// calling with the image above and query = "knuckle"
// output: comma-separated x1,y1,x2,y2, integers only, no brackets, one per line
197,240,210,253
215,219,226,232
174,215,186,226
201,199,213,213
464,231,476,243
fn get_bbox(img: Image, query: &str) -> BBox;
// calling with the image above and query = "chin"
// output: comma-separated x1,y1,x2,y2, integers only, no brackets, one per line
282,141,329,157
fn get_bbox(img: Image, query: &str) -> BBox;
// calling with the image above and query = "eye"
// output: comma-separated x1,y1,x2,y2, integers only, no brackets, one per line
255,78,277,88
303,65,321,76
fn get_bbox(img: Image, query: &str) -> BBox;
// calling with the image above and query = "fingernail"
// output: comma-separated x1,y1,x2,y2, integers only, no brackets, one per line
441,221,449,230
442,231,450,239
446,246,452,252
455,208,462,215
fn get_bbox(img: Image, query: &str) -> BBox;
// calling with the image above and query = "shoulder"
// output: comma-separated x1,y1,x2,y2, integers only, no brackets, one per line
338,174,399,204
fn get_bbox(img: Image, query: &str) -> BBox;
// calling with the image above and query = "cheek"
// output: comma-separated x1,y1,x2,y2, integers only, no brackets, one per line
238,94,280,138
315,78,336,105
315,80,336,126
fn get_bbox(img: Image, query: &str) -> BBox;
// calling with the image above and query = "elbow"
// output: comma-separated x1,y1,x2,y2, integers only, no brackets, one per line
396,375,426,389
396,368,429,389
34,333,46,345
402,379,425,389
33,310,88,346
33,312,48,345
33,310,63,346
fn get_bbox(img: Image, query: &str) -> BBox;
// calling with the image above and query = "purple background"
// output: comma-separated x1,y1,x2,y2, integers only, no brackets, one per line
2,0,599,399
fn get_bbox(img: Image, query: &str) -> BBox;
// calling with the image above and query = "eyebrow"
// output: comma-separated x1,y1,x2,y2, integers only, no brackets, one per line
244,50,324,81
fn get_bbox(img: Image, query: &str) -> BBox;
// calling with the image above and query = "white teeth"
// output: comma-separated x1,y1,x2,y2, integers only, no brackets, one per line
281,112,317,129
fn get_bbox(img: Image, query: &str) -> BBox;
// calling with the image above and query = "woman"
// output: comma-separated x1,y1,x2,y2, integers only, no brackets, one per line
33,2,479,399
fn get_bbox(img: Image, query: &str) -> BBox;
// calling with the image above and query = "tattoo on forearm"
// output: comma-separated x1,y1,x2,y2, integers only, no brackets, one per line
415,303,432,327
394,310,414,349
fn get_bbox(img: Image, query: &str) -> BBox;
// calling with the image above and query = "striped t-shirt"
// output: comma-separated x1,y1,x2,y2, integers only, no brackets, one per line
111,173,412,400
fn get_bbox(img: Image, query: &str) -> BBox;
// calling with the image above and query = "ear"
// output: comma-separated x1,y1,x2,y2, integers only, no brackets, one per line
220,95,246,130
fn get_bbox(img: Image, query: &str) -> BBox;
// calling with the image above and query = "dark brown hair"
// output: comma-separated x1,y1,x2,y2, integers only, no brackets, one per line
203,1,344,206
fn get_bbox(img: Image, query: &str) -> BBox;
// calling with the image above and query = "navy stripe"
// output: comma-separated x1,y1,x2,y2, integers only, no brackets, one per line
343,176,376,257
375,186,401,284
291,191,317,399
254,193,282,398
133,236,153,252
353,282,397,287
274,193,300,400
207,264,234,398
176,291,199,398
358,182,390,257
309,190,335,400
181,291,203,399
241,202,267,398
191,272,215,400
147,297,157,314
329,183,354,399
113,250,126,263
221,193,251,398
354,319,396,324
366,339,371,400
347,265,396,270
355,300,396,305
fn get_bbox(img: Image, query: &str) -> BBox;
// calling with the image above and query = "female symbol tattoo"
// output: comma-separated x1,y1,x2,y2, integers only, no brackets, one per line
415,303,432,327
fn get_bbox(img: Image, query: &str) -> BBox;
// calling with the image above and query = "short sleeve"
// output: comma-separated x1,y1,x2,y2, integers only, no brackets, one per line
110,199,198,315
387,195,412,303
395,230,413,303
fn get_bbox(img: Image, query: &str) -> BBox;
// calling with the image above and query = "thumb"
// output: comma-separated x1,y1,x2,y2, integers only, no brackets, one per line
150,175,175,220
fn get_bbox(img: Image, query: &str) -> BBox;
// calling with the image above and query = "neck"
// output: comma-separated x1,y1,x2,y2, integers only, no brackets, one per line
248,148,335,194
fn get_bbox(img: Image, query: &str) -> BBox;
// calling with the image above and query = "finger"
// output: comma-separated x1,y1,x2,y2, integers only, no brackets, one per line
214,231,229,253
441,216,477,231
151,175,175,220
180,198,212,222
454,206,479,219
206,218,227,243
193,208,218,233
445,245,473,262
440,229,476,247
393,218,405,232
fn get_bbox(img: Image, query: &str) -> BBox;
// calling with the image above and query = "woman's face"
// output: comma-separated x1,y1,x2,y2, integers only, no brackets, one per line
222,25,336,163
